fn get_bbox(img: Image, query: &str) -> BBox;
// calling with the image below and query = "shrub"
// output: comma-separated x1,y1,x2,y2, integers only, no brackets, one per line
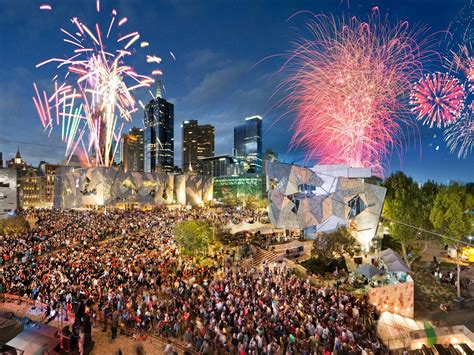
301,256,347,275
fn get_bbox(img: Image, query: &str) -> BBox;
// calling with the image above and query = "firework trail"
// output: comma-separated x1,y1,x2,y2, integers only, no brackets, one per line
446,0,473,94
444,107,474,159
441,1,474,158
279,8,435,176
446,0,473,49
33,2,161,166
451,45,474,94
410,72,466,128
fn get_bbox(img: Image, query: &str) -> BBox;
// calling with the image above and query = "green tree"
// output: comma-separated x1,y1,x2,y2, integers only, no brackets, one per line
174,220,213,257
0,216,29,234
221,189,239,206
240,195,266,210
419,180,439,236
312,227,360,259
383,172,425,267
430,183,473,298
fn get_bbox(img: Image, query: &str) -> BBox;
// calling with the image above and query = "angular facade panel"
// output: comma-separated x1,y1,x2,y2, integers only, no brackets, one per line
0,168,17,219
54,167,212,209
266,161,386,249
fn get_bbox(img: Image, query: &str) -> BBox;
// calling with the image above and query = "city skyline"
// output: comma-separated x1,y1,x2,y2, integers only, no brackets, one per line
0,0,472,183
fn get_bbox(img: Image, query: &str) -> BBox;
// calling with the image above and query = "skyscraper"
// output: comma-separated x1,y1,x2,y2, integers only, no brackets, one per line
233,115,263,174
144,84,174,173
112,139,122,166
182,120,215,173
123,127,144,172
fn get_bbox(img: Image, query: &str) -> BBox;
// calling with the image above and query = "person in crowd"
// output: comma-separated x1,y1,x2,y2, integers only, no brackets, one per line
111,309,119,340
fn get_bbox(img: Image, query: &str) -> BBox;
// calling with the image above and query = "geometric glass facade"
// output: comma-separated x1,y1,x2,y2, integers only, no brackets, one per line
53,166,213,209
265,161,386,250
0,168,17,218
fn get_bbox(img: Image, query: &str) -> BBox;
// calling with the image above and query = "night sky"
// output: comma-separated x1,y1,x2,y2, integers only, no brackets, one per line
0,0,472,183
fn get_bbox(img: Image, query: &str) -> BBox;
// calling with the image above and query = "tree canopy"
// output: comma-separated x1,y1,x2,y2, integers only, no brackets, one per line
430,183,473,245
0,216,29,235
383,172,425,266
429,183,473,299
174,219,213,256
312,227,360,259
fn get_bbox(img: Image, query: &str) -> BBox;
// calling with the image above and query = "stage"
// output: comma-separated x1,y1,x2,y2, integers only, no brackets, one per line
6,319,59,355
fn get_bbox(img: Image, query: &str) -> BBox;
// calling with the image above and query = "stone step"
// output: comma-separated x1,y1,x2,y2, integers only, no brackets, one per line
253,247,280,268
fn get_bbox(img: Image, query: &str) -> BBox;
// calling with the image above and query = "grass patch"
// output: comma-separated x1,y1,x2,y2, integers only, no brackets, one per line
411,261,465,310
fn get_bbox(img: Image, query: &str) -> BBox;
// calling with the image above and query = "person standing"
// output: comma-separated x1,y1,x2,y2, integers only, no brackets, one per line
78,331,85,355
101,303,109,332
164,342,174,355
111,310,119,340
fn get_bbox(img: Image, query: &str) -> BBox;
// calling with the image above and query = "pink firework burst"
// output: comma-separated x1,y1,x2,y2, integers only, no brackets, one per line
410,72,466,128
278,9,435,176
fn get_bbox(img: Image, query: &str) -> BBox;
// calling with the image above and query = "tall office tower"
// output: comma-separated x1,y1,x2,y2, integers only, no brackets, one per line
112,139,122,166
182,120,215,173
233,115,263,174
123,127,145,172
0,152,3,168
144,83,174,173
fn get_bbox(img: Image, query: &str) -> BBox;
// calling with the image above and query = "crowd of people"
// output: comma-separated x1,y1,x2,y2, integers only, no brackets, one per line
1,207,383,354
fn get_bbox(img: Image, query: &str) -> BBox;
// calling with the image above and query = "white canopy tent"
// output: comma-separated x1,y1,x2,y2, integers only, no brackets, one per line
380,248,410,272
228,221,272,235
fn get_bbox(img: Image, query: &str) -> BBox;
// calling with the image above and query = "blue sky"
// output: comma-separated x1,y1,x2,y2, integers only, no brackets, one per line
0,0,472,183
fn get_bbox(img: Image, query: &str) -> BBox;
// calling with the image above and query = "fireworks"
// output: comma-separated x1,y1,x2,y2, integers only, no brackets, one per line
410,72,466,128
444,108,474,159
451,45,474,93
279,9,433,176
439,1,473,158
33,2,159,166
468,60,474,93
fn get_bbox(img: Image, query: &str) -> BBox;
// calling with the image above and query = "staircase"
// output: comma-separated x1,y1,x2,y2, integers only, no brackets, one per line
253,247,280,269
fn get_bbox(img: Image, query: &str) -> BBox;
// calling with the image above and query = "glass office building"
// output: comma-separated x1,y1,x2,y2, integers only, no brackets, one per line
233,115,263,174
182,120,215,173
144,95,174,173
